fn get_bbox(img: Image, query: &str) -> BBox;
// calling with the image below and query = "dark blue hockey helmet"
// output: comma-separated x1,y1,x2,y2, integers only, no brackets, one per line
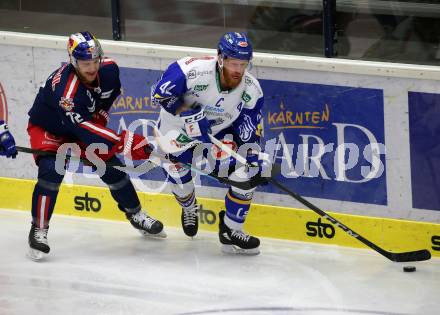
218,32,253,61
67,31,103,68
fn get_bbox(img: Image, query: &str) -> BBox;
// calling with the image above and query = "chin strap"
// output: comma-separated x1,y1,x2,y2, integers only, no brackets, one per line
217,54,225,72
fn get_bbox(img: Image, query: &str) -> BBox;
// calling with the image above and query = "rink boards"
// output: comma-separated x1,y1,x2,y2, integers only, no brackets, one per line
1,31,440,258
1,31,440,224
1,177,439,258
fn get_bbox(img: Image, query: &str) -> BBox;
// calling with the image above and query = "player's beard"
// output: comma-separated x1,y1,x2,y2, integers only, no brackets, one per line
222,67,243,90
77,71,98,85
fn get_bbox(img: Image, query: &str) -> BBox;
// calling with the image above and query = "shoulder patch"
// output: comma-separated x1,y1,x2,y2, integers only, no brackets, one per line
244,74,263,96
186,68,213,80
242,91,252,103
193,84,209,92
244,76,253,86
51,64,68,91
59,97,75,111
187,69,197,80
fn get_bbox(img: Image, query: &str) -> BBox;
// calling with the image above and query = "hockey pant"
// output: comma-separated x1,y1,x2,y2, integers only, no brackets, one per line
162,153,256,231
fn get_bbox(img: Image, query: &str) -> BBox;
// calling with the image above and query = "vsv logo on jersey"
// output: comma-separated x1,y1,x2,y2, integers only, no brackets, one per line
306,218,336,238
74,192,101,212
432,235,440,251
238,114,255,142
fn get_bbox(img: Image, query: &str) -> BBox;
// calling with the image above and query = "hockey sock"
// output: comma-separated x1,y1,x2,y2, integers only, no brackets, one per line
224,188,252,230
32,156,64,228
173,190,196,209
101,165,141,213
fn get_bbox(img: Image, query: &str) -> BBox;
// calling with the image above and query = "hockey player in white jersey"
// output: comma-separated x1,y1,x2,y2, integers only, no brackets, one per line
152,32,264,255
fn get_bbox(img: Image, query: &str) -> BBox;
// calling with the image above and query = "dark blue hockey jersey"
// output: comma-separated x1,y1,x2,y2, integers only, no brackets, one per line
28,59,121,147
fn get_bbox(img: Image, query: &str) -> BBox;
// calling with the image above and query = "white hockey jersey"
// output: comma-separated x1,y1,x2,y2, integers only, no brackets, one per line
152,56,263,151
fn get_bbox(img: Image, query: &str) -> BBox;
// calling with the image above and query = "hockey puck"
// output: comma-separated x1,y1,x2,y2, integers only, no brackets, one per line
403,266,416,272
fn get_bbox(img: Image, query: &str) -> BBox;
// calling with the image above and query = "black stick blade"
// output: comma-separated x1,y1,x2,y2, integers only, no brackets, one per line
388,249,431,262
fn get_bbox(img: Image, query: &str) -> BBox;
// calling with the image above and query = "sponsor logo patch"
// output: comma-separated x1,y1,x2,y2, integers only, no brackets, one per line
194,84,208,92
188,70,196,80
241,91,251,102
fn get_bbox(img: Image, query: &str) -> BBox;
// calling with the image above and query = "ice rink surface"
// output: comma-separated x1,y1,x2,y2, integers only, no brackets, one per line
0,209,438,315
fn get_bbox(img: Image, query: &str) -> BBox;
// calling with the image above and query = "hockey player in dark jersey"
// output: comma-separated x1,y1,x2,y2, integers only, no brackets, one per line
27,31,165,261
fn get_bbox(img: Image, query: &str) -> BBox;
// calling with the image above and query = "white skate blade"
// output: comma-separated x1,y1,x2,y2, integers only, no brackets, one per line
221,244,260,256
138,229,167,239
27,248,48,261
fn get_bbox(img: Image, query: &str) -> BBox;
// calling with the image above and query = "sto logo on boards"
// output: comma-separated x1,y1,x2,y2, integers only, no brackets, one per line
306,218,336,239
74,192,102,212
199,204,217,225
432,235,440,251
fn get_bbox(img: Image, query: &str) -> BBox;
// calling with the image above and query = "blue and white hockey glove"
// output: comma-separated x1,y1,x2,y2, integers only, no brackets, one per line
219,150,268,171
245,151,273,181
0,120,17,158
246,151,270,170
180,106,212,144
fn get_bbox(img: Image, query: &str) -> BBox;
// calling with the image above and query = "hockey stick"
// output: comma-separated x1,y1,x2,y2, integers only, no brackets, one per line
208,136,432,262
15,145,156,173
14,145,257,190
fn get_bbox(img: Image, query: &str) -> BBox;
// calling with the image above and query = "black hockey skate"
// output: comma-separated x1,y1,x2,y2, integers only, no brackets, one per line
218,210,260,255
28,223,50,261
121,206,166,238
181,203,199,237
